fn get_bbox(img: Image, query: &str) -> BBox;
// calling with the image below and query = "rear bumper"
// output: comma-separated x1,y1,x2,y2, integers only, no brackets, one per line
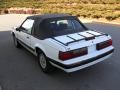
49,49,114,72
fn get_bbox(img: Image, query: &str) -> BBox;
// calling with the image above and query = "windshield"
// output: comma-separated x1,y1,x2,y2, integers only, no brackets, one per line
41,19,87,37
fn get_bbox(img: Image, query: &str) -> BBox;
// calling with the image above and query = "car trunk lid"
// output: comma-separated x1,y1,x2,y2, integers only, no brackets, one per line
52,30,109,52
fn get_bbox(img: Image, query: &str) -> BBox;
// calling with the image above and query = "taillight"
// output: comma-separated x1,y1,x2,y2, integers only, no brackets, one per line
59,47,88,61
96,39,112,50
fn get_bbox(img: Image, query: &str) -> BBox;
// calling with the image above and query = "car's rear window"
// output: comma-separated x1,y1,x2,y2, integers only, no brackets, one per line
40,19,86,37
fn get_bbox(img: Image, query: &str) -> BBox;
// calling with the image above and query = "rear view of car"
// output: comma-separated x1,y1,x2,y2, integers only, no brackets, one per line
51,30,114,72
41,16,114,72
11,14,114,73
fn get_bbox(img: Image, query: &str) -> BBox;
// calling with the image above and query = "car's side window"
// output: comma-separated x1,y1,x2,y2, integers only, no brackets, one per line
21,19,34,34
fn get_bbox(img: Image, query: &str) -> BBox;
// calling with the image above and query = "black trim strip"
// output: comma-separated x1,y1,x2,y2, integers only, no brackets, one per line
86,31,108,38
52,31,108,46
52,37,85,46
77,33,86,38
78,33,95,41
90,30,108,36
66,38,84,45
86,32,96,36
48,49,114,69
18,39,35,52
55,33,86,45
67,35,76,40
52,37,67,46
96,34,108,37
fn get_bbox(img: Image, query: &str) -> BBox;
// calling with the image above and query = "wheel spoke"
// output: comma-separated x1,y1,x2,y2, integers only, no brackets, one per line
39,54,47,69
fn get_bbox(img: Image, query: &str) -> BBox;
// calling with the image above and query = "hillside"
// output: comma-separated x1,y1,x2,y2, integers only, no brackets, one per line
0,0,120,20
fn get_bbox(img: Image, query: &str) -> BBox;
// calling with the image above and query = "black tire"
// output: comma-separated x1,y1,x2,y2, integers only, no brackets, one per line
13,35,21,48
38,52,54,73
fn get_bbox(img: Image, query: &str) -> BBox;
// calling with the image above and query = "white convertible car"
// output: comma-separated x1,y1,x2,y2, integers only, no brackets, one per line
11,14,114,73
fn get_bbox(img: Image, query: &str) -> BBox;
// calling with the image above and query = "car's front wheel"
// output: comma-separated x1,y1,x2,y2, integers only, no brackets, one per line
38,52,54,73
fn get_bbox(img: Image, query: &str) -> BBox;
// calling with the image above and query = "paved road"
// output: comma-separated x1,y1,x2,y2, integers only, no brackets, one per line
0,22,120,90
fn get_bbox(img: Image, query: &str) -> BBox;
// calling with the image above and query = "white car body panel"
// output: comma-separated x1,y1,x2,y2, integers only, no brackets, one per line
87,30,101,35
79,31,94,37
51,53,113,73
68,33,84,40
54,35,74,44
30,37,65,60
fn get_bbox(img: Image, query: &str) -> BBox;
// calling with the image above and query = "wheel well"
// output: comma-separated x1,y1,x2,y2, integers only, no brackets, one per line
35,47,44,55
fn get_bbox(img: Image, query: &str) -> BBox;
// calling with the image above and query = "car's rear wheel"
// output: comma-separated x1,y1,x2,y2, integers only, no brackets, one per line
38,52,54,73
13,35,21,48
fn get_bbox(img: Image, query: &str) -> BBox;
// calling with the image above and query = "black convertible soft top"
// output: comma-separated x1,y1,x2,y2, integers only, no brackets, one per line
26,14,88,40
27,14,75,20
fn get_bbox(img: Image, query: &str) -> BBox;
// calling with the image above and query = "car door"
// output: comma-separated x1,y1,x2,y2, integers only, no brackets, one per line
17,19,34,48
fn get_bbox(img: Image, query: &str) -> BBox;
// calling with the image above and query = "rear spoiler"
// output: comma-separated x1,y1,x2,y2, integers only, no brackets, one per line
52,30,108,46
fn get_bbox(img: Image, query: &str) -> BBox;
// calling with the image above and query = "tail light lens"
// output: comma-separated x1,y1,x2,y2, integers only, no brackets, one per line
96,39,112,50
59,47,88,61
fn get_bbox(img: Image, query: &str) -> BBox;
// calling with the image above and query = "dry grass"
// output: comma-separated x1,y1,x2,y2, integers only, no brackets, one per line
0,0,120,20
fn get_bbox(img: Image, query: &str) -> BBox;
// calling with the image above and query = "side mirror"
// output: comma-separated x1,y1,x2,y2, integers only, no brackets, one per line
16,27,20,31
12,26,20,31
